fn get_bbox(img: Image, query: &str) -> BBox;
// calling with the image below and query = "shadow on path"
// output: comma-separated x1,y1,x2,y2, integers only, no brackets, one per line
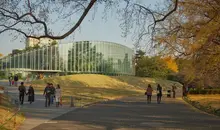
32,96,220,130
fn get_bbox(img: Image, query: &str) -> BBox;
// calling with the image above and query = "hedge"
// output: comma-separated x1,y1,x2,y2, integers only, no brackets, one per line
183,96,220,117
189,89,220,94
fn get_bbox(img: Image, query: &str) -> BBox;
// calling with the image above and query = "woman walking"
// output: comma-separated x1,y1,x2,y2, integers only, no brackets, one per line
146,84,153,103
27,84,35,104
157,84,162,104
55,84,62,107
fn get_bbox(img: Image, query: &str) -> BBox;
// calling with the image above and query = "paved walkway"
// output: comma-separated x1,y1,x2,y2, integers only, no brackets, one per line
0,81,75,130
32,95,220,130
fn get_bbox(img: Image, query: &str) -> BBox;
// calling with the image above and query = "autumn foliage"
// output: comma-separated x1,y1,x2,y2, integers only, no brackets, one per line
155,0,220,87
162,57,178,73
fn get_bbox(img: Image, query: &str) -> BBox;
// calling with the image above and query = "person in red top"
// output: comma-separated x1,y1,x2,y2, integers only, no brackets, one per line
145,84,153,104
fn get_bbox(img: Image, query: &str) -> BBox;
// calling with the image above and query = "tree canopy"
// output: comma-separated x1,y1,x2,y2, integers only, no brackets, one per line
155,0,220,87
0,0,178,41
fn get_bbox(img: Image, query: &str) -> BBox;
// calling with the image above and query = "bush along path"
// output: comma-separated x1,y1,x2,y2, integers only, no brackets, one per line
183,96,220,117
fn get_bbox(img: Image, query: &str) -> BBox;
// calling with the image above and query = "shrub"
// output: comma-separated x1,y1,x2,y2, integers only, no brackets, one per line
0,71,6,79
189,88,220,94
199,89,207,94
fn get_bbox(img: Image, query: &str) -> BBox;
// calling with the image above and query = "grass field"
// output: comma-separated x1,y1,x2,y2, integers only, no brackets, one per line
0,94,25,130
31,74,182,106
188,94,220,110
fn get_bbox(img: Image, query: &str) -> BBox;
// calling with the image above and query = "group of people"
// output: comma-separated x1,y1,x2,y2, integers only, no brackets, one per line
8,74,19,86
145,84,162,104
17,82,62,107
43,83,62,107
145,84,178,103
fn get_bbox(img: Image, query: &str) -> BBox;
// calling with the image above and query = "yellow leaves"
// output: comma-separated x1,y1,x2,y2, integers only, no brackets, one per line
163,56,178,72
189,43,201,52
0,53,3,57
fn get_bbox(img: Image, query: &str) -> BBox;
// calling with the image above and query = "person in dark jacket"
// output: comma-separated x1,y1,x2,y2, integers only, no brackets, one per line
27,85,35,104
8,74,13,86
18,82,26,105
172,84,177,98
14,74,19,87
43,83,51,107
50,83,55,104
157,84,162,104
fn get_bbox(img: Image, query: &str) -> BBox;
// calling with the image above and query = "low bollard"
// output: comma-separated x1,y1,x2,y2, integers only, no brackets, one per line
70,96,74,107
0,86,4,105
167,90,171,98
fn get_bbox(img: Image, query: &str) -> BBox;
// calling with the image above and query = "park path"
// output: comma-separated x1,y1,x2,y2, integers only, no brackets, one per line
32,94,220,130
0,81,75,130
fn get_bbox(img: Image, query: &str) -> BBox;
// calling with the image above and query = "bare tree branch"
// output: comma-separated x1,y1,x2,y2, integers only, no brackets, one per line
155,0,178,23
29,0,97,40
27,0,33,14
0,0,97,40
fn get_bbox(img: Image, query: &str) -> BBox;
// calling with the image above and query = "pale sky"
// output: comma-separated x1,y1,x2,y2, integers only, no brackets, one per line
0,0,162,55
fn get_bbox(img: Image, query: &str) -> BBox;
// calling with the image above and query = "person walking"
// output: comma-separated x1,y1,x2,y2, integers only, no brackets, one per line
172,84,177,98
50,83,55,104
157,84,162,104
8,74,13,86
146,84,153,103
18,82,26,105
43,83,52,107
55,84,61,107
14,74,19,87
27,84,35,104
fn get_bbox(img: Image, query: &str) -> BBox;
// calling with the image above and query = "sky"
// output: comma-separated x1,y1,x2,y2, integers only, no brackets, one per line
0,0,161,55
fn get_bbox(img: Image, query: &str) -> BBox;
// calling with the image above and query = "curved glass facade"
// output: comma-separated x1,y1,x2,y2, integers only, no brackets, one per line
0,41,135,76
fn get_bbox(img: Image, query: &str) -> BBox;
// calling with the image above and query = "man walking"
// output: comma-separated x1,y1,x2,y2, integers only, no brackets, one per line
172,84,177,98
14,74,19,87
50,84,55,104
8,74,13,86
43,83,51,107
18,82,26,105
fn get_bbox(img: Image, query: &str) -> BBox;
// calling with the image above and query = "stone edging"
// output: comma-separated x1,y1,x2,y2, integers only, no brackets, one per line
183,96,220,117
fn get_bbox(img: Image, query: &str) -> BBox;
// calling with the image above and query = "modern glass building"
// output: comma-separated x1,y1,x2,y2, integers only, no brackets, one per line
0,41,135,77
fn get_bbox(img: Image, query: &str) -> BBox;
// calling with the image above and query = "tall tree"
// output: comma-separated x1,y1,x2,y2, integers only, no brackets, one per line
155,0,220,87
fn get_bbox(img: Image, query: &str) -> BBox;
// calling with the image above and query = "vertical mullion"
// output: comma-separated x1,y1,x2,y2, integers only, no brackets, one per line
38,49,40,70
88,42,90,72
50,46,52,70
54,45,58,70
70,43,73,72
73,43,76,72
18,54,19,69
58,45,60,71
81,42,83,72
46,46,48,70
9,55,11,70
